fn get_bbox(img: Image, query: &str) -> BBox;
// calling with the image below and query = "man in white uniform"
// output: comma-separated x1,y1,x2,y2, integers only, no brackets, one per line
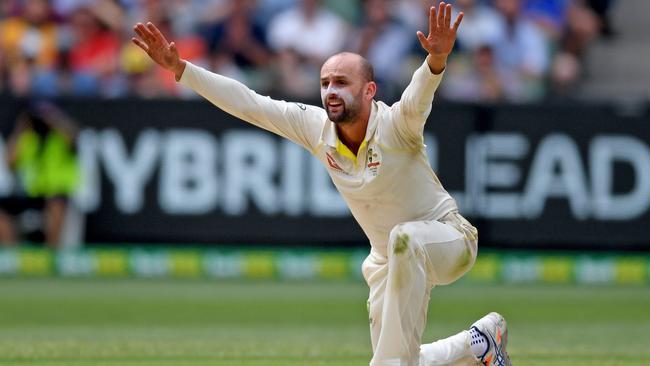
133,2,511,365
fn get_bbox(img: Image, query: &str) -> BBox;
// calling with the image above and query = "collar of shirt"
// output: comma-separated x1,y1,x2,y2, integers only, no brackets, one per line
320,101,378,163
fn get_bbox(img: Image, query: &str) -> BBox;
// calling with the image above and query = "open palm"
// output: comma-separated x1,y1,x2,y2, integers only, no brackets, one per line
417,2,463,57
132,22,185,77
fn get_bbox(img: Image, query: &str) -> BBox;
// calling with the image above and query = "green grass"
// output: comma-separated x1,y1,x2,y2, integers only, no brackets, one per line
0,278,648,365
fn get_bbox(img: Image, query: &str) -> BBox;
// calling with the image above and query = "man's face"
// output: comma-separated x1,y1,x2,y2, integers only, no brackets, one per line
320,56,366,124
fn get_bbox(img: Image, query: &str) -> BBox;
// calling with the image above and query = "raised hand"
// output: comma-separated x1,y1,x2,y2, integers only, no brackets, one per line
132,22,186,80
416,2,463,74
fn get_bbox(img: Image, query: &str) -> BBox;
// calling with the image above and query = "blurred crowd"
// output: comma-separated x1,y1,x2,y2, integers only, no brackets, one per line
0,0,615,103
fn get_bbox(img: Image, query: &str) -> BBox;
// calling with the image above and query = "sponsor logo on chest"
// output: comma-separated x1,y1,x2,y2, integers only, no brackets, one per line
366,146,381,177
323,145,382,178
325,152,344,172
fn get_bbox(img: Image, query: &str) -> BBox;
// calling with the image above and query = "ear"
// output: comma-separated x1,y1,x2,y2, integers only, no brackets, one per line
365,81,377,100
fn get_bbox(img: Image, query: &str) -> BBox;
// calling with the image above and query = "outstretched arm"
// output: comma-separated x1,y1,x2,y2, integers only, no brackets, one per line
417,2,463,75
132,22,323,151
392,2,463,143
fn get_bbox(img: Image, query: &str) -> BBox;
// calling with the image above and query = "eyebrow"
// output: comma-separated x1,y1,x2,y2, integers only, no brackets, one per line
320,75,349,82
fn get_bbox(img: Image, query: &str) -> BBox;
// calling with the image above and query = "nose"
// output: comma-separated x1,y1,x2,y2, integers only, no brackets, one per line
326,85,342,99
321,83,341,104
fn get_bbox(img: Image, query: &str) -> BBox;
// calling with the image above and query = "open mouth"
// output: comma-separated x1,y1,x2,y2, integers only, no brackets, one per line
328,100,343,109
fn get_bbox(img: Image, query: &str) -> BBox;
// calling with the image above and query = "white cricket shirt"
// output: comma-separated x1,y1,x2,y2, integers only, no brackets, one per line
179,60,458,257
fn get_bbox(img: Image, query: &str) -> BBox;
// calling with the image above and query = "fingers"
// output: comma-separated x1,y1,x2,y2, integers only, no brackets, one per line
134,22,154,44
147,22,169,45
453,12,464,32
133,27,146,45
416,31,428,48
444,3,452,29
437,1,445,29
131,37,149,53
428,5,436,36
169,41,179,59
431,2,457,31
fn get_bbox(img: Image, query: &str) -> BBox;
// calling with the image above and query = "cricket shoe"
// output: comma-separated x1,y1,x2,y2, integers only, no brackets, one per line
470,312,512,366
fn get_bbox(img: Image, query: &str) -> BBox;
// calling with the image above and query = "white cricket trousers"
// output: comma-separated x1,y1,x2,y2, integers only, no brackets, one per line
362,211,480,366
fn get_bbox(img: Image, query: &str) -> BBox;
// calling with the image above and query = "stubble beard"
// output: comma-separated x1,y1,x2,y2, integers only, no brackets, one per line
327,105,354,124
324,90,362,124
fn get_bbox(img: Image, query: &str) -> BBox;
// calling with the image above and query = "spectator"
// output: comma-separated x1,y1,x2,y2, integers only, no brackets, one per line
524,0,569,39
562,1,599,57
265,0,347,99
124,0,169,29
200,0,272,90
452,0,502,52
168,0,213,37
524,0,599,49
254,0,296,29
267,0,347,65
325,0,360,24
269,47,317,98
492,0,550,102
66,2,125,96
350,0,413,97
586,0,615,37
523,0,598,95
0,102,80,248
0,0,618,101
203,0,270,68
392,0,428,33
441,43,504,103
554,1,599,95
0,0,61,96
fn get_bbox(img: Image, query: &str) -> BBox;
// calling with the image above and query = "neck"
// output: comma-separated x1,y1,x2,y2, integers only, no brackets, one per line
336,104,371,155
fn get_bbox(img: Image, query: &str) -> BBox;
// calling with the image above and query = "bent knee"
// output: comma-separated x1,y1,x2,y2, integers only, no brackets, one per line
436,240,477,285
387,223,420,258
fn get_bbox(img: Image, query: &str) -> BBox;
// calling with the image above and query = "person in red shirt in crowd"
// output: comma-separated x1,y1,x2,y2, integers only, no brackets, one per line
67,3,123,96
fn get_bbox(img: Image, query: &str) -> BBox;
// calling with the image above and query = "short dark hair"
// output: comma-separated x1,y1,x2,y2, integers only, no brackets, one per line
359,56,375,83
327,52,375,82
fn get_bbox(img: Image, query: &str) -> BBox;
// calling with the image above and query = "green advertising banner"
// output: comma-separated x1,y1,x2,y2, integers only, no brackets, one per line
0,248,648,285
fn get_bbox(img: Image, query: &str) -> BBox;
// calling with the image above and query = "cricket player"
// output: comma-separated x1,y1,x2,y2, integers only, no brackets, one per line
133,2,511,365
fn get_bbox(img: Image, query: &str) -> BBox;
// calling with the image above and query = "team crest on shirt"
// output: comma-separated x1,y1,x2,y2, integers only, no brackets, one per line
367,146,382,176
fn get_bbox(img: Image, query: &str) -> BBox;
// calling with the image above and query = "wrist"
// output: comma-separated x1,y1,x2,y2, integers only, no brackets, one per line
426,54,448,75
174,59,187,82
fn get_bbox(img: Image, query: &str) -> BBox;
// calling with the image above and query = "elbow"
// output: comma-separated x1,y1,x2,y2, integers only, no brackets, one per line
401,102,432,121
